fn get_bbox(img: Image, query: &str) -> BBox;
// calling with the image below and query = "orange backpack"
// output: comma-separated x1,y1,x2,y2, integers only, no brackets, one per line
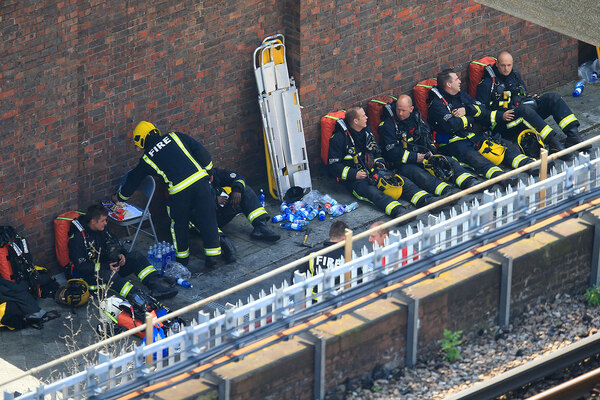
412,78,437,122
468,56,496,98
366,95,397,142
0,245,14,281
320,110,346,165
54,211,85,274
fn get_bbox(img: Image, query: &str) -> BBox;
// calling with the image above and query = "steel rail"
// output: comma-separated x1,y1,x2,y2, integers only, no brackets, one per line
526,364,600,400
104,189,600,400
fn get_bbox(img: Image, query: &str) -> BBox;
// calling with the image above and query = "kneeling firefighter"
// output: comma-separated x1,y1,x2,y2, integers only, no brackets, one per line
68,204,178,301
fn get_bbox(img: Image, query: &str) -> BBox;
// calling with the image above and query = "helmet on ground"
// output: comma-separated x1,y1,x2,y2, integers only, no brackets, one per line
133,121,160,149
517,129,545,158
376,172,404,200
55,279,90,307
99,295,124,324
423,154,454,182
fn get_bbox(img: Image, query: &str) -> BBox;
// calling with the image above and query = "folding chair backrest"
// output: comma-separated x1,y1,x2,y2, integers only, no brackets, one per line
137,175,156,213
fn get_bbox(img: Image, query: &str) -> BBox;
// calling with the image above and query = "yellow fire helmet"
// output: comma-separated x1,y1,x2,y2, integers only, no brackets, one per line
478,139,506,165
423,154,454,182
55,279,90,307
376,173,404,200
132,121,161,149
517,129,545,158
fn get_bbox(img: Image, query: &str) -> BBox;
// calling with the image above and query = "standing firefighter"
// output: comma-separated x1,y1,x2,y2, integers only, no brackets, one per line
117,121,221,267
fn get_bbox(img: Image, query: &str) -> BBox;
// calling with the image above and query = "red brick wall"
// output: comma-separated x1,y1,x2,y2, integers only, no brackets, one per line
0,0,577,268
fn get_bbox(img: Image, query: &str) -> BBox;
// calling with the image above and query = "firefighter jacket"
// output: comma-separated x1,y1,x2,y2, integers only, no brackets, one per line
379,104,436,166
118,132,213,201
210,168,246,196
68,215,126,274
476,65,529,111
327,124,385,182
428,89,502,142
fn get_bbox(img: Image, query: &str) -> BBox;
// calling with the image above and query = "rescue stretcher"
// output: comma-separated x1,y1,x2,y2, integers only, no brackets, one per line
253,34,312,201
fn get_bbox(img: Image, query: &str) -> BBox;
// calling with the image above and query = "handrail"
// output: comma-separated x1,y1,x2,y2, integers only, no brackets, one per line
1,135,599,391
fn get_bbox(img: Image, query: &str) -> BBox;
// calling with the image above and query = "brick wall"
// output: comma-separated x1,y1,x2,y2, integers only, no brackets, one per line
0,0,577,268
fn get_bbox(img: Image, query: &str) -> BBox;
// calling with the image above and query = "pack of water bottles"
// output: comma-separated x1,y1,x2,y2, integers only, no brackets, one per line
147,241,176,276
574,59,600,97
271,189,358,231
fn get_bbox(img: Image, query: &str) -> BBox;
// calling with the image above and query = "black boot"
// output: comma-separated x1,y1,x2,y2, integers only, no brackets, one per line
462,176,486,192
205,255,219,269
220,233,237,263
564,127,592,152
144,275,178,300
250,220,280,242
389,204,406,218
546,132,573,161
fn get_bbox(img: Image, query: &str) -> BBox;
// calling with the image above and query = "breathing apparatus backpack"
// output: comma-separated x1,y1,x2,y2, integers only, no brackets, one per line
412,78,437,122
320,110,346,165
54,211,85,279
366,94,397,141
468,56,497,98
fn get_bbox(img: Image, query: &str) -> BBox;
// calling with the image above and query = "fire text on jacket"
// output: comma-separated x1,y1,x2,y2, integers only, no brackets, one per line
148,136,172,157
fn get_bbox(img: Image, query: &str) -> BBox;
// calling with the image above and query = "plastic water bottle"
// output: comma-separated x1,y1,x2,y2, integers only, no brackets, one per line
147,246,155,267
293,219,309,226
171,320,181,353
271,214,286,223
156,249,163,275
318,209,326,221
330,204,345,217
344,202,359,213
176,278,192,288
573,80,585,97
285,213,295,222
258,189,266,207
280,203,292,214
281,222,304,231
169,244,176,262
306,206,318,221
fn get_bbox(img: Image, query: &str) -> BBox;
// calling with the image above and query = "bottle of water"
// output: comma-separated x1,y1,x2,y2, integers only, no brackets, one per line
171,320,181,353
271,214,286,223
169,244,176,263
296,208,309,219
280,203,292,214
285,213,295,222
258,189,266,207
344,202,359,213
330,204,345,217
306,206,318,221
318,209,326,221
156,249,163,275
281,222,304,231
293,219,309,226
176,278,192,288
573,80,585,97
147,246,155,267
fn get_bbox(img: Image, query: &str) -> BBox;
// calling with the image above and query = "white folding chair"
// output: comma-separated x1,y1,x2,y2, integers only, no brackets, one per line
113,175,159,252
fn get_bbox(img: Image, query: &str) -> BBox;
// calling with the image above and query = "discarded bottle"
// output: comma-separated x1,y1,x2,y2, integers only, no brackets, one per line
318,209,326,221
329,204,345,217
293,219,309,226
578,60,598,84
296,208,309,219
306,206,318,221
344,202,359,213
285,213,295,222
258,189,266,207
171,320,181,353
281,222,304,231
176,278,192,289
271,214,286,223
573,80,585,97
280,203,292,214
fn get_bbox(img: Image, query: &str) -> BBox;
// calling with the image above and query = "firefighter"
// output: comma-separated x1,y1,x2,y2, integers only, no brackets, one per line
201,167,280,263
117,121,221,267
428,68,536,180
477,51,589,156
68,204,178,300
328,106,440,217
379,94,483,195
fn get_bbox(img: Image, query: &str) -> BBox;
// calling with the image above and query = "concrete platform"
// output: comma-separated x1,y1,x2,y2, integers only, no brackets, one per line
2,80,600,394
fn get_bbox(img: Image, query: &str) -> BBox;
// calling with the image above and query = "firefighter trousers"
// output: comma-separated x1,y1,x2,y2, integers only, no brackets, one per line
168,178,221,263
396,164,453,196
215,186,268,228
438,138,505,180
346,179,404,216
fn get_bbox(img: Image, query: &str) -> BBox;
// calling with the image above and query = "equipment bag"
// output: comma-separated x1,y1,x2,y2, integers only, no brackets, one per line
412,78,437,122
0,245,13,282
478,139,506,165
366,95,397,142
320,110,346,165
54,211,85,277
468,56,497,98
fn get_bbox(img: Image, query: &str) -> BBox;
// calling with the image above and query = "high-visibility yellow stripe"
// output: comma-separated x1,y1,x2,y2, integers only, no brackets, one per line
512,154,528,169
449,132,475,143
176,249,189,258
94,263,100,272
120,282,134,298
170,133,204,171
402,150,409,163
341,166,350,180
506,117,523,129
234,179,246,188
435,182,449,196
411,191,428,206
485,166,503,179
343,155,353,160
490,110,497,124
559,114,577,130
205,247,221,256
143,155,172,189
169,169,208,194
385,201,402,215
456,172,472,186
539,125,553,140
204,161,213,171
248,208,267,223
138,265,156,281
473,105,482,117
352,191,373,204
460,116,469,128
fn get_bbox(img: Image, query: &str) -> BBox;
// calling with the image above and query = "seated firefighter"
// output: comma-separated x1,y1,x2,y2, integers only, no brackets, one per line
68,204,178,301
195,167,280,263
378,94,483,195
327,106,440,217
477,51,589,157
428,68,537,180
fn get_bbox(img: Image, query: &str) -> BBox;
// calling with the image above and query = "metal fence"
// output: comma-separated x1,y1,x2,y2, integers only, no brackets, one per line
6,147,600,400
